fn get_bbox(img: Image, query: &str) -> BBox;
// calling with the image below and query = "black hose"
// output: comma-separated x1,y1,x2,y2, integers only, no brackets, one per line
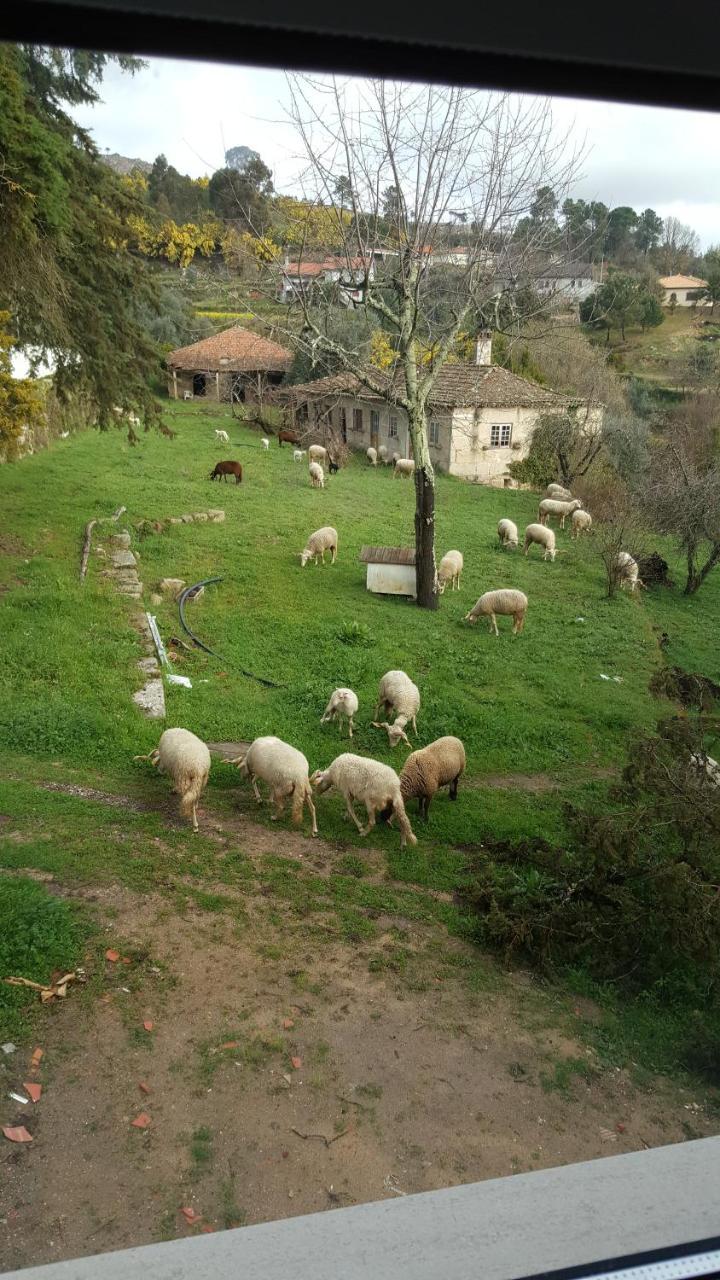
177,577,282,688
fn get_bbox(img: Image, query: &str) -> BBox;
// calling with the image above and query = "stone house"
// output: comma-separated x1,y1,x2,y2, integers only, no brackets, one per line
278,256,374,306
657,275,708,307
277,336,587,486
167,326,292,402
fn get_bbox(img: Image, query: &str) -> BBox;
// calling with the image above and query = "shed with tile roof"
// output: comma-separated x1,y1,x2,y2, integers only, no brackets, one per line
167,326,292,403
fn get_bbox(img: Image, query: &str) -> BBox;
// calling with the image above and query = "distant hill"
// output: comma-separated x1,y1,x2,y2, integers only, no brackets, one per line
102,153,152,176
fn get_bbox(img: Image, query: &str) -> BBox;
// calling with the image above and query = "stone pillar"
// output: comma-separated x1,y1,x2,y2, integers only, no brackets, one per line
216,372,221,401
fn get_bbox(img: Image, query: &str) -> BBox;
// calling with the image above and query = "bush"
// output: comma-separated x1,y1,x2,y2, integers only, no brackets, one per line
0,876,87,1040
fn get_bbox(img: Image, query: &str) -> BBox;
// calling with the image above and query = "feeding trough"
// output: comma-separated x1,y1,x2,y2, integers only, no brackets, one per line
359,546,416,598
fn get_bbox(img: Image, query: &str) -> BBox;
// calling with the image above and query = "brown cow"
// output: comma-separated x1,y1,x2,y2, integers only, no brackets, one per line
278,430,299,447
210,460,243,484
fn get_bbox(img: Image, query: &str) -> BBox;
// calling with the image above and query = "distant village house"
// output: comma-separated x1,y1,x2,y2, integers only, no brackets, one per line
277,335,594,487
658,275,708,307
167,326,292,402
278,256,374,306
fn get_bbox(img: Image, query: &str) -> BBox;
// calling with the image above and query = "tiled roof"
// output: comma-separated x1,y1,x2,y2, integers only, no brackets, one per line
658,275,708,289
277,364,570,411
167,326,292,373
284,258,368,278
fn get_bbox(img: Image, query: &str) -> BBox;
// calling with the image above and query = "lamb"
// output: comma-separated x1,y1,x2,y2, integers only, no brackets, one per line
320,687,359,738
372,670,420,747
616,551,643,592
293,449,307,461
571,509,593,538
134,727,211,833
309,461,325,489
497,518,518,549
231,736,317,836
524,522,557,562
437,550,463,593
393,458,415,479
464,588,528,635
366,446,378,466
397,736,466,820
183,391,192,401
545,483,573,500
538,498,582,528
261,437,269,450
308,444,328,465
310,754,417,848
299,526,338,567
215,429,230,443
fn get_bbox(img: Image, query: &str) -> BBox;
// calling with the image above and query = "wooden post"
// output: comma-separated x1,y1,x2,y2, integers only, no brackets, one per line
216,372,220,401
172,369,178,400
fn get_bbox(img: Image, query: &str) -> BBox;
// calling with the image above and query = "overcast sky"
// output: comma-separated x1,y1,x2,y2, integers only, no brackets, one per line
74,56,720,248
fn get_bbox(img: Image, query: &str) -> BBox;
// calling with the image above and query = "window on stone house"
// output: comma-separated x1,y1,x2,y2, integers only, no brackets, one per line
353,407,363,431
490,423,512,447
429,420,441,445
388,415,398,438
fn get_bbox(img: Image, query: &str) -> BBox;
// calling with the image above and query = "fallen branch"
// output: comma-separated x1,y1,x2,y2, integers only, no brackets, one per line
80,505,127,580
291,1126,349,1148
4,971,80,1003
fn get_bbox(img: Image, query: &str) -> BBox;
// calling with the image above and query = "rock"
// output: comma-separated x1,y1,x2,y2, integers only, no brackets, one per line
137,657,160,676
180,514,194,524
110,531,132,549
133,679,166,719
167,517,182,526
110,550,137,569
158,578,186,596
207,510,226,523
117,584,142,598
192,512,208,523
150,592,163,606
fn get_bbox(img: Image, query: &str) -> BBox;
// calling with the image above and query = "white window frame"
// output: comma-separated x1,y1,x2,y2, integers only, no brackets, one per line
429,420,441,446
490,423,512,448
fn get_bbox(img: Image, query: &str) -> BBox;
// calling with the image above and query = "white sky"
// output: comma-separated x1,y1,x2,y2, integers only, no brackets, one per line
73,56,720,248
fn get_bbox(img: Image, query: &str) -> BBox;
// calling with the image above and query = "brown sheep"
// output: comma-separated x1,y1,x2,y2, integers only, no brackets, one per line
210,460,242,484
398,736,466,819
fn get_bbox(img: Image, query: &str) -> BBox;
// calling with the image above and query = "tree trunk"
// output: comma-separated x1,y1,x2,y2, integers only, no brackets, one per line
414,465,438,610
684,541,720,595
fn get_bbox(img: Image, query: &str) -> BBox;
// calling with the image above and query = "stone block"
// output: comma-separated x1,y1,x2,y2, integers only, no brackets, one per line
207,509,226,523
158,578,185,596
192,512,208,523
110,531,132,549
133,678,166,719
110,549,137,569
180,514,194,524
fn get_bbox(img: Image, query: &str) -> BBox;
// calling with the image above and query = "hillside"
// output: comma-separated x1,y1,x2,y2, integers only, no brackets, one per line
101,151,152,175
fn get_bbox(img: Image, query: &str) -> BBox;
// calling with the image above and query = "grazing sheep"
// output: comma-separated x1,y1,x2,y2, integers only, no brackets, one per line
397,736,466,819
538,498,582,528
372,670,420,747
524,522,557,562
377,445,388,463
391,452,400,465
393,458,415,479
261,437,270,450
135,727,210,833
545,483,573,500
465,588,528,636
497,518,519,549
278,430,299,446
215,429,229,444
210,460,242,484
571,509,593,538
616,551,643,592
299,526,338,567
308,444,328,465
231,736,317,836
293,449,306,461
366,446,378,466
310,754,417,848
437,550,463,593
320,687,359,738
309,461,325,489
689,752,720,788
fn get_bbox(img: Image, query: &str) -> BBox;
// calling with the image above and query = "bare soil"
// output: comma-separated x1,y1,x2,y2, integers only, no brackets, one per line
1,804,717,1273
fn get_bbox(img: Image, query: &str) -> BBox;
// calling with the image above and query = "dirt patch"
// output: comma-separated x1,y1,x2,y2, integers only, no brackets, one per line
0,532,31,557
467,766,618,794
207,740,251,760
37,781,149,812
0,886,716,1272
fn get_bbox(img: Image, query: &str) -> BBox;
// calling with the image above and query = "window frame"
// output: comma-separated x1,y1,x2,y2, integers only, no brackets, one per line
490,423,512,447
352,407,364,432
388,415,398,438
429,419,441,446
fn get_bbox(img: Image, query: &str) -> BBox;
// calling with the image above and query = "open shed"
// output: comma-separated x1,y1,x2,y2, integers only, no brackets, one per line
166,326,292,403
359,545,416,597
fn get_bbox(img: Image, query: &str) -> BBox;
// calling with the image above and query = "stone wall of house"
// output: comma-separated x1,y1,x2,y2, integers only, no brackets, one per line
167,370,281,403
449,405,539,483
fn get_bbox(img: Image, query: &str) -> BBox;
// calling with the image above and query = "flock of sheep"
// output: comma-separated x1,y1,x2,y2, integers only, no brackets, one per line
137,666,466,849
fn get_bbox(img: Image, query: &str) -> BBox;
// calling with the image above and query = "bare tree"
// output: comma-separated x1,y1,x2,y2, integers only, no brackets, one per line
646,423,720,596
657,217,700,275
245,78,579,608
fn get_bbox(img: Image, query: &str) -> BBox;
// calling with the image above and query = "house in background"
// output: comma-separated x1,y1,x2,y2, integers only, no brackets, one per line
278,256,374,306
167,326,292,402
535,262,595,303
276,335,591,486
658,274,708,306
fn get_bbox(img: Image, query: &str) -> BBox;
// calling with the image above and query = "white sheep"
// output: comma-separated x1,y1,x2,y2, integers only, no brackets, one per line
497,518,519,549
261,437,270,450
571,509,592,538
293,449,306,461
310,754,417,849
538,498,583,528
372,670,420,747
320,688,359,738
232,736,317,836
616,551,643,592
397,737,466,820
464,588,528,636
183,391,192,401
524,522,557,562
299,526,338,567
437,550,463,593
377,444,388,463
393,458,415,479
545,483,573,500
308,444,328,465
689,752,720,788
135,727,210,833
391,452,400,465
215,429,229,444
366,446,378,466
309,461,325,489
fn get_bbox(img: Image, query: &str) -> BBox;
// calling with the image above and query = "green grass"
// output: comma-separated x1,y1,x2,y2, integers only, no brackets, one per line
0,875,89,1041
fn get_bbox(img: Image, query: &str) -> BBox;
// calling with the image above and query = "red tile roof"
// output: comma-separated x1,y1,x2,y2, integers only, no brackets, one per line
284,258,368,277
167,326,292,373
277,364,570,410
